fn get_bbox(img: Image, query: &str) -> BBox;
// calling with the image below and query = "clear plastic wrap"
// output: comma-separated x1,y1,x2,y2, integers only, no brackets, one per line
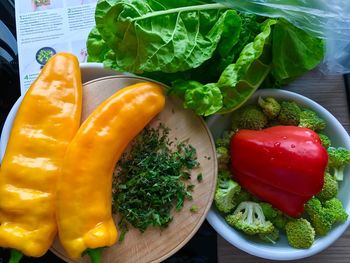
212,0,350,74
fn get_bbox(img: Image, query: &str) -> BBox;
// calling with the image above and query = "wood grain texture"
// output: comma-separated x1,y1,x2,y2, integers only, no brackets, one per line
50,76,218,263
218,69,350,263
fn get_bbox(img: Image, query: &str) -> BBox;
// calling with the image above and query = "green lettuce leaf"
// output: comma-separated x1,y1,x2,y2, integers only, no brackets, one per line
92,0,241,73
87,1,325,116
173,80,223,116
86,27,122,71
217,19,276,112
143,14,264,88
271,19,325,85
86,27,109,63
173,18,275,115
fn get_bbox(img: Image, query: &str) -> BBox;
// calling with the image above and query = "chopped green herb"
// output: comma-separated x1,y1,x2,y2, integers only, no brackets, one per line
190,205,199,213
187,184,195,192
113,124,199,235
117,218,128,242
197,173,203,182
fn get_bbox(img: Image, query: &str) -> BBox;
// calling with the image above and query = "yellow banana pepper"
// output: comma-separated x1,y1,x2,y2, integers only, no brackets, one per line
56,82,165,261
0,52,82,261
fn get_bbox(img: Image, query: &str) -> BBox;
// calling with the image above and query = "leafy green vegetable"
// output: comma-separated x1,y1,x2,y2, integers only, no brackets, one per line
271,19,325,85
113,124,199,234
172,80,223,116
217,19,275,113
93,0,242,73
144,13,263,87
88,0,325,116
172,19,276,115
87,27,110,64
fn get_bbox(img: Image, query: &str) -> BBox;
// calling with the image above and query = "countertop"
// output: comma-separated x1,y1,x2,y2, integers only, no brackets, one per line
217,70,350,263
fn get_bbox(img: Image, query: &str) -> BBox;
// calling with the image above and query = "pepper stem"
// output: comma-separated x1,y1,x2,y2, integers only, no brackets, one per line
87,248,104,263
9,249,23,263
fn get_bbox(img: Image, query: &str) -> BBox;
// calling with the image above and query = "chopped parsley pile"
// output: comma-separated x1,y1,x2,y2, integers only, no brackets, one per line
112,124,200,240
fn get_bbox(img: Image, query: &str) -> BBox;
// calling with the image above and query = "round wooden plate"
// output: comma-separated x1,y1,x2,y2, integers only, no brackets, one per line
50,76,218,263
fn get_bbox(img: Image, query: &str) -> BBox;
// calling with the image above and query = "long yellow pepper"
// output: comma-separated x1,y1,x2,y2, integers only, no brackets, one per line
0,53,82,258
56,82,165,260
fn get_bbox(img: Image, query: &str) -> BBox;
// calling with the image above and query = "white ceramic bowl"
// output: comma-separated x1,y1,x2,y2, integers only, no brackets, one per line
206,89,350,260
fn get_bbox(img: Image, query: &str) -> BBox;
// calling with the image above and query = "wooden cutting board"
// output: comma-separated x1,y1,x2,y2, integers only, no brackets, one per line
50,75,218,263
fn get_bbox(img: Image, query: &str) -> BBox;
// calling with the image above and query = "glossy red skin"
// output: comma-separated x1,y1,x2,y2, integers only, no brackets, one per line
230,126,328,217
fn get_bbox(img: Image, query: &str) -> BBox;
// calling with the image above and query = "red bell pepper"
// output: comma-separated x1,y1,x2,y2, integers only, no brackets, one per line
230,125,328,217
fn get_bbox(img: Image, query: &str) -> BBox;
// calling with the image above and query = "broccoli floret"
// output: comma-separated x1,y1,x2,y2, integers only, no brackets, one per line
305,198,332,236
216,146,230,170
267,119,281,127
271,213,289,231
214,172,241,213
305,197,348,236
231,105,268,130
298,110,326,131
259,202,278,220
316,173,338,202
324,198,348,223
318,133,331,148
225,201,274,235
285,218,315,249
235,188,253,204
327,147,350,181
259,227,279,244
215,130,235,148
258,96,281,119
277,101,301,126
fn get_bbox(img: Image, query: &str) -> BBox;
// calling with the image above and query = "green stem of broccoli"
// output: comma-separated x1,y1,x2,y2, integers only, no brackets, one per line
334,167,344,181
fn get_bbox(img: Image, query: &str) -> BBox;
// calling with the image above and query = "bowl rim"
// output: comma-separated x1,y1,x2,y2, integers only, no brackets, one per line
206,88,350,261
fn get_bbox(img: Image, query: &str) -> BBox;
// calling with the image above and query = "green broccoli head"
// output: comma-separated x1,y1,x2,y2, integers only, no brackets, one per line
234,188,253,204
258,227,279,244
225,201,274,235
277,101,301,126
271,213,289,231
232,105,268,131
266,119,281,128
305,197,348,236
327,147,350,181
215,130,235,148
214,172,241,214
316,173,338,203
216,146,230,170
298,110,326,131
318,133,331,149
305,198,332,236
285,218,315,249
258,96,281,120
259,202,278,220
324,198,348,223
